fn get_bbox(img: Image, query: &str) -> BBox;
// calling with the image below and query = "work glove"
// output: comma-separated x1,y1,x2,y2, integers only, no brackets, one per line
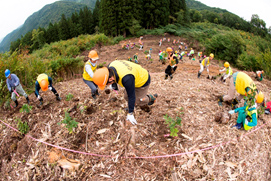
171,65,176,68
228,110,235,114
245,119,249,125
48,86,52,91
37,95,41,100
126,113,137,125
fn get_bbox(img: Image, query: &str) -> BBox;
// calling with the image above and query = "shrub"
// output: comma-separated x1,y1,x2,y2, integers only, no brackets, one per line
164,114,182,137
58,111,78,134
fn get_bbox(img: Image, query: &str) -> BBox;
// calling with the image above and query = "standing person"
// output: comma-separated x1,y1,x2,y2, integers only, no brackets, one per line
92,60,158,125
165,52,178,80
134,53,138,64
255,70,264,81
197,53,214,78
83,50,100,100
228,91,264,130
218,72,260,109
219,62,233,83
139,42,144,50
5,69,29,107
189,48,194,60
35,73,61,105
159,39,162,47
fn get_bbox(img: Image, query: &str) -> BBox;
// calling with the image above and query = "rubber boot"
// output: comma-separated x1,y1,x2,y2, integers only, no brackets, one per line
39,97,43,106
14,100,18,108
26,96,30,104
147,94,158,105
170,75,173,80
232,123,242,129
55,93,61,101
165,75,168,80
198,72,201,78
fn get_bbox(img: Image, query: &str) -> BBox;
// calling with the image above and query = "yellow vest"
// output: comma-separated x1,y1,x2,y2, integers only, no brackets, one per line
201,57,210,66
226,67,233,75
109,60,148,87
235,72,256,95
37,74,49,84
83,61,97,81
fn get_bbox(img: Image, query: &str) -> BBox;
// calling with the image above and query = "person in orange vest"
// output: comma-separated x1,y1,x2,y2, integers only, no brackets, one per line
83,50,100,100
92,60,158,125
35,73,61,105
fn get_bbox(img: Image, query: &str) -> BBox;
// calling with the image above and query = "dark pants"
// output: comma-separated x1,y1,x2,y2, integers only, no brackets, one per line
165,65,177,76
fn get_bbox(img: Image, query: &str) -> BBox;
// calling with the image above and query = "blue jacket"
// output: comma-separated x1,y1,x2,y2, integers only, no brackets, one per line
6,74,20,92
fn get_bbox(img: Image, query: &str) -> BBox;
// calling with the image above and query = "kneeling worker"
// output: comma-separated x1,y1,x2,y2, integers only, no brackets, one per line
93,60,158,125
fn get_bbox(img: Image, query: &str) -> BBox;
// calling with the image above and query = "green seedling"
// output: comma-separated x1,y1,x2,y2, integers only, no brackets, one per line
58,111,78,134
16,118,29,135
19,104,32,113
65,93,74,101
164,114,182,137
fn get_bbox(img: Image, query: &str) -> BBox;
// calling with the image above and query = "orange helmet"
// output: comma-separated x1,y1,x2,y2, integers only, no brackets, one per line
166,47,173,52
40,79,48,91
93,67,109,90
262,70,264,74
256,91,264,103
88,50,99,60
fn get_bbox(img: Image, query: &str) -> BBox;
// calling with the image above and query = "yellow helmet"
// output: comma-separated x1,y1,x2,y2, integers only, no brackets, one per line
224,62,230,68
163,51,165,54
210,53,214,58
166,47,173,52
175,51,177,53
256,91,264,103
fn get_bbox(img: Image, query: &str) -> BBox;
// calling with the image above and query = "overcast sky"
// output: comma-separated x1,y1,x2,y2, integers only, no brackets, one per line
0,0,270,41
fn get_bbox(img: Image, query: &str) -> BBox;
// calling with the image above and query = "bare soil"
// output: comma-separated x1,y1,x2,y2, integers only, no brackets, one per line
1,35,271,180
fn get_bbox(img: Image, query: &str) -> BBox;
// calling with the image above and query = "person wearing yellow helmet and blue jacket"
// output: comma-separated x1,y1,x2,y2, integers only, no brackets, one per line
219,61,233,83
228,91,264,130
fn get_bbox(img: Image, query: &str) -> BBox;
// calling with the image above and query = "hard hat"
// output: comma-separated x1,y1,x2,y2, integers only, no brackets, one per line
210,53,214,58
224,62,230,68
256,91,264,103
40,79,49,91
175,51,177,53
136,53,138,55
88,50,99,60
163,51,165,53
5,69,10,78
166,47,173,52
191,48,193,50
92,67,109,90
128,57,130,59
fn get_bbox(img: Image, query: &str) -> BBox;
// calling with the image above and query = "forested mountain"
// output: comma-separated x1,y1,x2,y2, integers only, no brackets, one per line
0,0,94,53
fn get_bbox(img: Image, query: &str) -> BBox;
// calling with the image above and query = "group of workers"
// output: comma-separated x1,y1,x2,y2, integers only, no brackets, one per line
4,40,266,130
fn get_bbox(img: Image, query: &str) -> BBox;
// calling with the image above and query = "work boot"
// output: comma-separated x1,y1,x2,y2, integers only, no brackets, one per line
14,100,18,108
197,72,201,78
170,75,173,80
55,93,61,101
165,75,168,80
39,101,43,106
26,96,30,104
92,93,97,100
147,94,158,105
231,98,239,109
95,89,100,96
232,123,242,129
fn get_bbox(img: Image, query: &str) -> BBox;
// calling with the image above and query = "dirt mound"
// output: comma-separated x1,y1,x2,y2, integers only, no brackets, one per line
1,35,271,180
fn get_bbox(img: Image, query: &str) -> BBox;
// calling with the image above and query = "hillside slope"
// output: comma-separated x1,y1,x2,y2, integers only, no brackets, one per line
0,35,271,180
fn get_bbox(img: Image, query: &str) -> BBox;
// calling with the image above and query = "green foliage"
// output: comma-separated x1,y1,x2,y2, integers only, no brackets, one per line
16,118,29,135
98,62,106,68
164,114,182,137
58,111,78,133
65,93,74,101
19,104,33,113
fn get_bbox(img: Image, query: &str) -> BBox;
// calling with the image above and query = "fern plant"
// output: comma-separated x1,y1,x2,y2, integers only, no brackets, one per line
19,104,33,113
58,111,78,134
164,114,182,137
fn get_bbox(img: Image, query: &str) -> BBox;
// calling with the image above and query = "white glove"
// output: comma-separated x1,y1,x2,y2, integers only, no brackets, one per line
37,95,41,100
245,119,249,125
126,113,137,125
228,110,235,114
48,86,52,91
171,65,175,68
219,70,222,72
